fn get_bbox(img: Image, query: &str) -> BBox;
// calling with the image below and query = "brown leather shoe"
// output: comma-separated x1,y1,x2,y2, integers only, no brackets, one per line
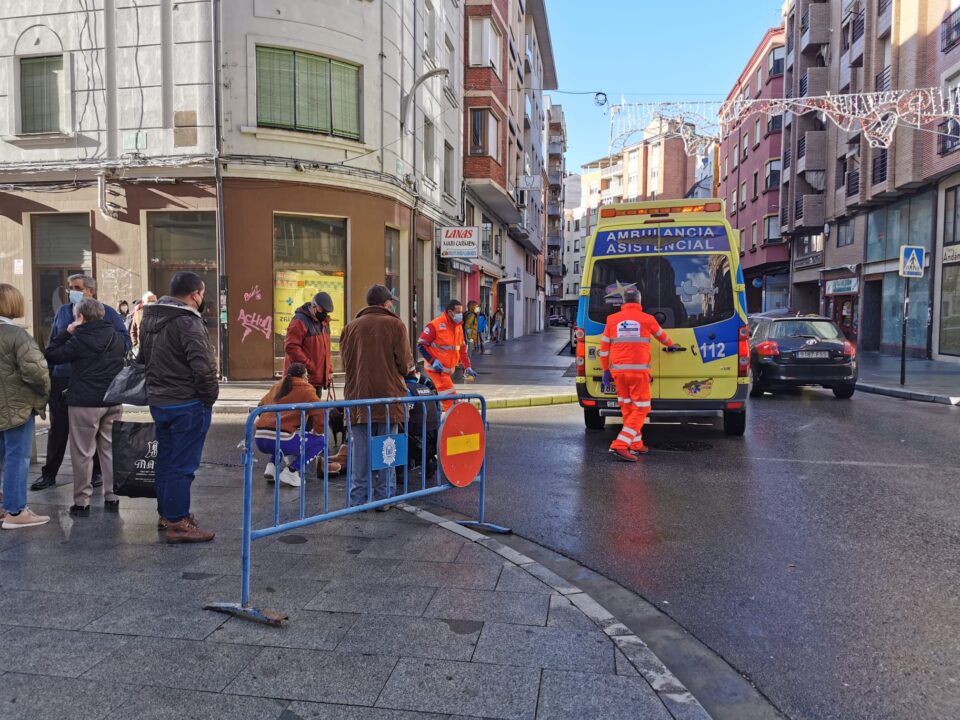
165,518,214,544
158,513,198,531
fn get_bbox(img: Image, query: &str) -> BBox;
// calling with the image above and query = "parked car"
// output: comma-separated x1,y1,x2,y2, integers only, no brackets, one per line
749,314,857,399
549,315,570,327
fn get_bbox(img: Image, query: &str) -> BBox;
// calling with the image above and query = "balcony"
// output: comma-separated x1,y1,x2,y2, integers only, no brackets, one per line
875,66,891,92
780,203,790,230
794,194,825,230
796,130,826,174
938,119,960,155
871,149,888,185
600,162,623,178
548,201,561,217
799,67,828,97
845,170,861,207
547,232,562,248
783,148,792,171
546,264,563,277
850,11,865,66
943,7,960,52
548,172,562,187
600,184,623,201
801,3,831,53
877,0,892,38
548,141,563,155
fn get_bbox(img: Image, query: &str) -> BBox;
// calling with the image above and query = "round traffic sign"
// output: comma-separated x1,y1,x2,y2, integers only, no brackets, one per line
438,402,486,487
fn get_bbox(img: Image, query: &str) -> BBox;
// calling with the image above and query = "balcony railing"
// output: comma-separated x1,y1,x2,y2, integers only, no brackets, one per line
943,7,960,51
938,119,960,155
846,170,860,197
795,197,805,220
797,136,807,159
781,204,789,227
801,8,810,33
852,11,865,42
872,149,888,184
875,66,891,92
784,148,792,170
799,73,809,97
600,162,623,178
878,0,891,15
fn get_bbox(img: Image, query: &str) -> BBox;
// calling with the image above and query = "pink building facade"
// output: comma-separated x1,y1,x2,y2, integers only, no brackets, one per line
717,27,789,313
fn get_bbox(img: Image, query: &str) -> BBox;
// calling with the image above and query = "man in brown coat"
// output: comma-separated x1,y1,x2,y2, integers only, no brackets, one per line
339,284,415,509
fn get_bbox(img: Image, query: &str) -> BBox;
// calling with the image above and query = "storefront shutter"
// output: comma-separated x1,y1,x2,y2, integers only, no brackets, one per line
32,214,91,268
295,53,331,133
330,61,360,140
256,47,295,129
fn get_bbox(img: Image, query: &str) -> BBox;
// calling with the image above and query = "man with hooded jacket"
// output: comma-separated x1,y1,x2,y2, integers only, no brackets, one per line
599,286,682,462
284,292,334,392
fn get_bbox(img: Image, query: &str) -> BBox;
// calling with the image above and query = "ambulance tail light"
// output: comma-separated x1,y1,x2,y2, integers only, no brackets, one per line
575,328,586,377
755,340,779,357
737,324,750,377
842,340,857,358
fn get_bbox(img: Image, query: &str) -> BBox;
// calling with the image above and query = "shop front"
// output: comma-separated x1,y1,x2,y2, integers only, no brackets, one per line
823,275,859,342
938,244,960,359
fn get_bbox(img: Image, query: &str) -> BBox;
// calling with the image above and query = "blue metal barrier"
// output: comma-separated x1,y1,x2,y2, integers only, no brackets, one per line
206,392,508,626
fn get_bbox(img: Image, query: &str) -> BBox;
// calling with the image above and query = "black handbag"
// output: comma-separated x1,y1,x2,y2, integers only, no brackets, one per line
103,358,147,406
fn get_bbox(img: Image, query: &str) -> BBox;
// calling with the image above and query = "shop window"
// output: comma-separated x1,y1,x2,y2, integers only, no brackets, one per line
882,273,930,349
31,213,91,346
385,227,400,305
147,212,218,355
940,264,960,355
273,215,347,371
21,55,63,134
256,46,360,140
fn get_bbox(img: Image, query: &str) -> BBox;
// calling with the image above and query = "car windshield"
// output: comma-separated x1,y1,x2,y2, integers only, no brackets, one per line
770,319,844,340
588,254,735,328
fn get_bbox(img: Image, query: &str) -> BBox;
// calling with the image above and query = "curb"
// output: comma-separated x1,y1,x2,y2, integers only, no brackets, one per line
855,382,958,406
397,502,713,720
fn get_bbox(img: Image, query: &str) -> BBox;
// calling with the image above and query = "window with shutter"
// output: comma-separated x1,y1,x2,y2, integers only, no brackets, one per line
20,55,63,134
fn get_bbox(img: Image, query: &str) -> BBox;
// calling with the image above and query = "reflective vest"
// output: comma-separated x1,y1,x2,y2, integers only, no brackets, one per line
424,315,465,375
599,303,674,372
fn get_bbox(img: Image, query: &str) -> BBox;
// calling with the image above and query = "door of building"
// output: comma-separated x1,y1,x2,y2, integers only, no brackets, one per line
31,213,92,348
861,279,883,351
831,294,858,341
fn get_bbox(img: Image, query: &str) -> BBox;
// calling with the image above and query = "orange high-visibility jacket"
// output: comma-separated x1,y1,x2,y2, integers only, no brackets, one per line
599,302,675,373
418,314,470,374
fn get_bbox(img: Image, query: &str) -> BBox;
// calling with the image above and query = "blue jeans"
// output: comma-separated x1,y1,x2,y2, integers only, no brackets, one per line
348,421,395,506
255,433,325,472
1,416,35,514
150,401,212,523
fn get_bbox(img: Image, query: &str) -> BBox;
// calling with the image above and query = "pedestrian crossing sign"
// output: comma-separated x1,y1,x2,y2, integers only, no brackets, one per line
899,245,925,278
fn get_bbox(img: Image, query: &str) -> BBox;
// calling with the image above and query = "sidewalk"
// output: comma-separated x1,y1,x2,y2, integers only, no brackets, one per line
856,352,960,405
1,461,709,720
204,328,578,414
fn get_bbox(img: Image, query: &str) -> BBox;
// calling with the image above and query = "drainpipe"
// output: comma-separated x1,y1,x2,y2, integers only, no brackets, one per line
211,0,229,378
380,0,385,175
97,172,118,218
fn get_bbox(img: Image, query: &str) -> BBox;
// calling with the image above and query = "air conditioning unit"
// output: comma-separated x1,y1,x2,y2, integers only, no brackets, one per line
516,189,528,208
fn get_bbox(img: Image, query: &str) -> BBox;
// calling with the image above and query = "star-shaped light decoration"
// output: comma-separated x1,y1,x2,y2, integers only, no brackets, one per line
604,281,638,303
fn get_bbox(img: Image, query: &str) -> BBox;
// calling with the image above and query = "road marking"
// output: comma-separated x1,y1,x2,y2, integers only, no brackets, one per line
745,456,956,471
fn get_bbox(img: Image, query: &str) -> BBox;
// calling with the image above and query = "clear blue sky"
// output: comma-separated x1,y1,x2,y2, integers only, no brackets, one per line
545,0,783,170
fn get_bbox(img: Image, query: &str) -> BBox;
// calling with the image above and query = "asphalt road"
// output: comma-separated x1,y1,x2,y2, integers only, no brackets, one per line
191,389,960,720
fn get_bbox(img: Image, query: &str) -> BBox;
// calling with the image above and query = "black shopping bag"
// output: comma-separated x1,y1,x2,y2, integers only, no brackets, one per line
112,421,157,498
103,362,148,406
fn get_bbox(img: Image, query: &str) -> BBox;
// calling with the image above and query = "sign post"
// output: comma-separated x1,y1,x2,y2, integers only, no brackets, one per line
897,245,926,386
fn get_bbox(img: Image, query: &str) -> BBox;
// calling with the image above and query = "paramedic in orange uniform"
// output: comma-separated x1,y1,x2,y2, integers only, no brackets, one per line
599,286,683,462
418,300,478,410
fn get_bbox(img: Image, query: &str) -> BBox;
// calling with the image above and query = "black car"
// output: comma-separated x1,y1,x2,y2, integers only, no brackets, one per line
749,315,857,399
549,315,570,327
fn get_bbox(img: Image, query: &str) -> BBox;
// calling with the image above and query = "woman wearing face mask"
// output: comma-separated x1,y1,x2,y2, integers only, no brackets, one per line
417,299,478,411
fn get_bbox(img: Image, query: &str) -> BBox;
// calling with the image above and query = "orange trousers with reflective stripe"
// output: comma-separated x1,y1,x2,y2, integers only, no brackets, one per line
609,371,652,451
425,369,457,411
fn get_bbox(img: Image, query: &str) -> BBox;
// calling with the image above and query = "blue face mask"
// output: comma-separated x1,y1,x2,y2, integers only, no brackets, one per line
453,312,464,324
69,290,84,304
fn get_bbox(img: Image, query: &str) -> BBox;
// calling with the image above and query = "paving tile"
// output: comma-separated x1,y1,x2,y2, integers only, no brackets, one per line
81,596,229,639
303,580,436,616
453,542,506,565
209,609,357,651
200,575,327,613
535,669,673,720
336,613,481,661
103,685,289,720
0,589,123,630
81,635,261,692
376,657,540,720
284,701,451,719
391,561,502,590
282,556,401,583
225,647,397,705
181,545,305,577
424,588,549,626
259,533,374,556
546,594,600,632
615,648,640,676
0,672,136,720
0,626,129,678
495,566,554,594
472,622,614,673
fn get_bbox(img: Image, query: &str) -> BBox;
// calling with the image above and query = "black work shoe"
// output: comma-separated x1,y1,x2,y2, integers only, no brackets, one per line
31,476,56,491
104,500,120,512
91,474,103,488
69,504,90,517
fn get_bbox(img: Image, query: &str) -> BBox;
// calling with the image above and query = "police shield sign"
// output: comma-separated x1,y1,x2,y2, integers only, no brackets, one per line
899,245,926,278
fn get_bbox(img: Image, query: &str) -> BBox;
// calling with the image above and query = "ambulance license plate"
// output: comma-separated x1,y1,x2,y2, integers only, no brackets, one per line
797,351,829,359
601,383,616,395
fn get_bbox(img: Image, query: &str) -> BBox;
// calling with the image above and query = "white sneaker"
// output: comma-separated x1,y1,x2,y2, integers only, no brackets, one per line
264,461,277,481
2,507,51,530
278,467,302,487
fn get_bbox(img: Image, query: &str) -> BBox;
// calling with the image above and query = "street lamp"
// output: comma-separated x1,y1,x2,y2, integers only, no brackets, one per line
400,68,450,131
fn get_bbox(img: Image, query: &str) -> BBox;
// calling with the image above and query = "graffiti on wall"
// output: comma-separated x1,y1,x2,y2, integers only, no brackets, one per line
237,284,271,342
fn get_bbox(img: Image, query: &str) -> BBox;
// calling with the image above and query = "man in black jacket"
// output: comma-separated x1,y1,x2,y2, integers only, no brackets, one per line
139,271,218,543
44,298,125,516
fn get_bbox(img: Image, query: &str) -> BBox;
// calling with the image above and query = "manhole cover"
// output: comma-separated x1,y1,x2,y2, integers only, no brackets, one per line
646,440,713,452
277,534,308,545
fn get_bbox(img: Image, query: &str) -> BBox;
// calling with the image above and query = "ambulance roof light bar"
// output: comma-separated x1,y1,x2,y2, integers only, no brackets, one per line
599,202,722,219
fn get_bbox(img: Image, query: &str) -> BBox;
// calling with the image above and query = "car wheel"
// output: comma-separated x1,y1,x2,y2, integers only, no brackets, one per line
584,407,605,430
832,383,856,399
723,410,746,436
749,367,765,398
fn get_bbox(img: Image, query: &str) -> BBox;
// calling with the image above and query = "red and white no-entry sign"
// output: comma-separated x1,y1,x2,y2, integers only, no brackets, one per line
438,402,486,487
